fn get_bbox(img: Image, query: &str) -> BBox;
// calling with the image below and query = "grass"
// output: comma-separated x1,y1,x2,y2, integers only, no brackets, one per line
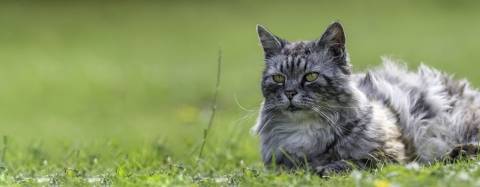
1,0,480,186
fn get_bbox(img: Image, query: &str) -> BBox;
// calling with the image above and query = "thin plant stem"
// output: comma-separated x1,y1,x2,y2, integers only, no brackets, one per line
198,49,222,159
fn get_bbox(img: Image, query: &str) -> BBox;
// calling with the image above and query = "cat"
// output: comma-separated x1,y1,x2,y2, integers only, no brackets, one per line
252,22,480,176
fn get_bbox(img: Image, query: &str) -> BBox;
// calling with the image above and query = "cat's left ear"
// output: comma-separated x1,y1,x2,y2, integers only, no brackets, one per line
316,22,347,62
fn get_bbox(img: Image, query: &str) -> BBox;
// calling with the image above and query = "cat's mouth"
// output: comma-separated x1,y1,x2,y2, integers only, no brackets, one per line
286,104,303,112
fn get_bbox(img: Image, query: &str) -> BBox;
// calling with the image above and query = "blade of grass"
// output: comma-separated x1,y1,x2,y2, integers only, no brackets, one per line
198,49,222,159
1,136,7,164
0,136,7,172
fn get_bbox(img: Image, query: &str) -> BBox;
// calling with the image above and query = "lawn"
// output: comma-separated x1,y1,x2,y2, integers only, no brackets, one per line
1,0,480,186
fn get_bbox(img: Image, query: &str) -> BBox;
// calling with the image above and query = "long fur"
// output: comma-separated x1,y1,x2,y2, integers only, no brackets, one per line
253,23,480,175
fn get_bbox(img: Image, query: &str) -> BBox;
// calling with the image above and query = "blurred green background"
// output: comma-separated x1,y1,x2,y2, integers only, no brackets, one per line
1,0,480,162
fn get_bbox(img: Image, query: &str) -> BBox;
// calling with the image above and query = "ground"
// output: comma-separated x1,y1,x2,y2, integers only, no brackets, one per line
1,0,480,186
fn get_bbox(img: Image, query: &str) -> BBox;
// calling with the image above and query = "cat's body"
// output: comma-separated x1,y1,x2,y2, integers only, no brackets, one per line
253,22,480,175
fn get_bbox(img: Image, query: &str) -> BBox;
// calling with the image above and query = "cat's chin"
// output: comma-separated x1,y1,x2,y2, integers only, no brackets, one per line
286,105,303,112
282,102,313,113
282,108,318,121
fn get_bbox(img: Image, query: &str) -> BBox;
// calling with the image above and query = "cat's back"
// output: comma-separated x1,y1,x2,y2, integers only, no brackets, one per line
354,58,480,162
354,58,479,122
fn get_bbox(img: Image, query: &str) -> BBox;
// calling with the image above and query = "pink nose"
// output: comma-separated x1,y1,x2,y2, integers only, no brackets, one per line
285,90,298,100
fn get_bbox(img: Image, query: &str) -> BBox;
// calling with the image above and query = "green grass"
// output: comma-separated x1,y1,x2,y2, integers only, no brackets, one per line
1,0,480,185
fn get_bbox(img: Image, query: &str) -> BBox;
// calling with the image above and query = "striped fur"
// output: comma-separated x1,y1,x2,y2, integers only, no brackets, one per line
253,22,480,176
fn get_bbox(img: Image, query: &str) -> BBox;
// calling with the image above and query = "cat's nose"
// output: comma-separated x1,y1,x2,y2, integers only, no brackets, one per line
284,90,298,100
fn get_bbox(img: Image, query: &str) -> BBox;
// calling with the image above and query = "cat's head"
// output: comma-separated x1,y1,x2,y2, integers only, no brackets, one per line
257,22,353,116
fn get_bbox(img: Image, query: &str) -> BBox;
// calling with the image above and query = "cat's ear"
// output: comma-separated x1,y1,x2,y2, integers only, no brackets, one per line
256,24,286,58
317,22,347,62
319,22,345,45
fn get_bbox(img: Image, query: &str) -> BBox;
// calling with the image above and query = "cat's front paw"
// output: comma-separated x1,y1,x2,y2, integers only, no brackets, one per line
314,160,352,177
315,165,335,177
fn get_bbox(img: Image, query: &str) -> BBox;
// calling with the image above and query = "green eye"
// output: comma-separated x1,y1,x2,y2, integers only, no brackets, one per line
272,74,285,83
305,72,319,82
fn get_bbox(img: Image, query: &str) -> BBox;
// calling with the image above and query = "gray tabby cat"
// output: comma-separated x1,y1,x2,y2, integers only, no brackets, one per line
253,22,480,176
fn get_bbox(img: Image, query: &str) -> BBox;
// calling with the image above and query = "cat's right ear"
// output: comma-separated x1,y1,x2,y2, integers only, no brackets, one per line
256,24,286,58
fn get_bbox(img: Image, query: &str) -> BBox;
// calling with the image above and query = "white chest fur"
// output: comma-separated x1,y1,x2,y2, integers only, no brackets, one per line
269,116,335,157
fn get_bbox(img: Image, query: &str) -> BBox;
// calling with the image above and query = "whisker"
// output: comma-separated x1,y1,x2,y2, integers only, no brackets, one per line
310,104,351,134
263,103,286,111
233,94,258,112
257,114,276,134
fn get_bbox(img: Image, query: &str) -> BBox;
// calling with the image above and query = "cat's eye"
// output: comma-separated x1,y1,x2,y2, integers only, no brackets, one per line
304,72,319,82
272,74,285,83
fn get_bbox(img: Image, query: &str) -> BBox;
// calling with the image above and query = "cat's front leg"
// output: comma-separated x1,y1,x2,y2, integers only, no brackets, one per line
314,160,354,177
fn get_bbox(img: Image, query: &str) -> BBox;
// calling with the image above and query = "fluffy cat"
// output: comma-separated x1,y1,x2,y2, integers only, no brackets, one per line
252,22,480,176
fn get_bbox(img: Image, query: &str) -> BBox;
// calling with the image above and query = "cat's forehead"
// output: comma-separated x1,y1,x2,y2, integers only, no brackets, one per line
281,41,313,55
264,40,328,76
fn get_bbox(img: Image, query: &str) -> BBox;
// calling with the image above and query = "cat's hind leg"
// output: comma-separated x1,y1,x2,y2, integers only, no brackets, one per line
445,144,480,162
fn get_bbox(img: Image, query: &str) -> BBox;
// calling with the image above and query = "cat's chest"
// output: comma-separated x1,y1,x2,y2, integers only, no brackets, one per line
272,120,335,157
